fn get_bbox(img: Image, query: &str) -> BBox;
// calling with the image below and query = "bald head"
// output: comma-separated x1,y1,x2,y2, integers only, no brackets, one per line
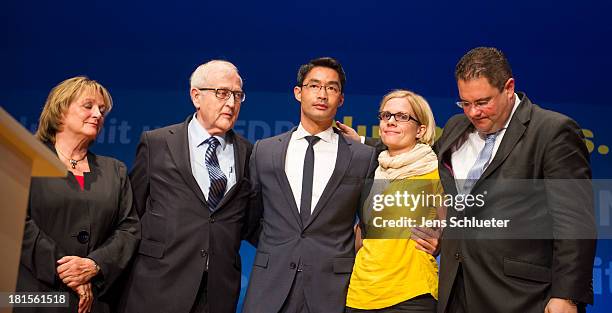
190,60,242,89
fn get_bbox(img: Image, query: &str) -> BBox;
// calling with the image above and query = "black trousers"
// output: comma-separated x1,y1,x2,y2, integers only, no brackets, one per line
446,265,467,313
190,271,208,313
345,294,436,313
279,271,310,313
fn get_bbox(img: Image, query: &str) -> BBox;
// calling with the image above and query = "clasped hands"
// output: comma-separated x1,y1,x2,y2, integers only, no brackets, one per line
57,256,99,313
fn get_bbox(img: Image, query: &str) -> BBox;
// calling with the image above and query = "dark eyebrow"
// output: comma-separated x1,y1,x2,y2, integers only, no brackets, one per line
304,79,340,87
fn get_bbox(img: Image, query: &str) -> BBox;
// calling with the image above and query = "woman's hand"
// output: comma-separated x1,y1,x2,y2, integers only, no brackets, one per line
335,121,361,142
56,256,99,288
75,282,93,313
411,226,441,256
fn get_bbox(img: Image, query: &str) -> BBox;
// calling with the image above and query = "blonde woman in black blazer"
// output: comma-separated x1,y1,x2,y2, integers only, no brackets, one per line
16,76,139,313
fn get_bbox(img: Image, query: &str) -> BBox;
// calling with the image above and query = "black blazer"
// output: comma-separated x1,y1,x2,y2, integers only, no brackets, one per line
120,116,254,313
434,93,596,313
16,148,140,313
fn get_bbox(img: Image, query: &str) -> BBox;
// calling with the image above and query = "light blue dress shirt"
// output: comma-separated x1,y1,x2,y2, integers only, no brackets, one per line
187,114,236,200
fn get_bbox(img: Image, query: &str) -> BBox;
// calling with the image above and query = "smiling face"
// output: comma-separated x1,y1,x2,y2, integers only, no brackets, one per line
294,66,344,131
191,64,243,136
379,97,426,156
59,87,107,141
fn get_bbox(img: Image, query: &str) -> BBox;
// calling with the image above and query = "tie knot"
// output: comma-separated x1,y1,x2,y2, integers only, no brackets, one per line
485,132,498,144
204,136,221,149
305,135,320,146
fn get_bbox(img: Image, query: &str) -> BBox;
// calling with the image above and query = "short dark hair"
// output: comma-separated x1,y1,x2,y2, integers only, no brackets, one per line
455,47,513,91
297,57,346,93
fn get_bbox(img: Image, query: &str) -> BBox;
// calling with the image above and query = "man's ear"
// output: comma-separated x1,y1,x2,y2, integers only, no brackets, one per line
504,78,515,97
338,94,345,108
294,86,302,102
190,88,200,110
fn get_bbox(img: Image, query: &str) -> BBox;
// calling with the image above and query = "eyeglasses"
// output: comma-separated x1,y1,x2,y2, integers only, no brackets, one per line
378,111,421,124
455,97,493,109
301,83,341,95
198,88,246,103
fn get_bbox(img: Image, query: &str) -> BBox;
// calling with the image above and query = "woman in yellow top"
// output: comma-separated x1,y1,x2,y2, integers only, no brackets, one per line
345,90,442,312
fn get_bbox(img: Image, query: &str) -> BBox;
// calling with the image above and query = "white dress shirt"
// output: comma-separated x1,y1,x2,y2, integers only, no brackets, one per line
285,123,338,214
188,114,236,199
451,93,521,190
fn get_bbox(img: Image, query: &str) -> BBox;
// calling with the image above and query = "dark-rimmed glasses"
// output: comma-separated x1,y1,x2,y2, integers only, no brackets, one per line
301,83,341,95
378,111,421,124
198,88,246,103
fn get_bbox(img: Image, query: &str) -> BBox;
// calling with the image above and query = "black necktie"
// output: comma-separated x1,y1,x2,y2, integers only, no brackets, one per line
300,136,321,226
204,137,227,211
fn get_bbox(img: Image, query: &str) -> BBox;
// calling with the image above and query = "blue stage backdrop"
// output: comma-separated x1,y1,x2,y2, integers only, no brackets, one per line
2,1,611,311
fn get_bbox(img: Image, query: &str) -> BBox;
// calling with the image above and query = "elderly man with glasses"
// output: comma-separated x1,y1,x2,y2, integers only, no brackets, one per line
120,60,257,313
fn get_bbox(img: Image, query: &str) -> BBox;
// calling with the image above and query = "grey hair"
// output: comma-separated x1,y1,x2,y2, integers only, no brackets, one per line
189,60,242,89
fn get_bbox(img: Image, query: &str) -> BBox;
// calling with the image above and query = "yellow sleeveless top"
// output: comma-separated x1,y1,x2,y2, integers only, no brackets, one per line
346,170,442,309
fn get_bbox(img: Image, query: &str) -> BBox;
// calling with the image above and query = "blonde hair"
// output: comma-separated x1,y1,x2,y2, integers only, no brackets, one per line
36,76,113,144
379,89,436,146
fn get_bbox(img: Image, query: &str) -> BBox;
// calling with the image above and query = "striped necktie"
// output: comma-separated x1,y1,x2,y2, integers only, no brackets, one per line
204,137,227,211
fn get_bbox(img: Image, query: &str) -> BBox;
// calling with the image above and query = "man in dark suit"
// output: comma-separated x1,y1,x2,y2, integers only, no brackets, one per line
120,60,255,313
242,57,378,313
435,47,596,313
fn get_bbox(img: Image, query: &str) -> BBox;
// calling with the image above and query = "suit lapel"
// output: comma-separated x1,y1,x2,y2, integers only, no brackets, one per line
438,117,472,160
478,94,532,183
438,116,472,195
273,128,303,227
166,116,207,206
304,130,352,230
215,130,246,211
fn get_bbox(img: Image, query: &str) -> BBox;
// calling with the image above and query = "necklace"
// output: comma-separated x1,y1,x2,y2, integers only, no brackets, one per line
56,148,87,169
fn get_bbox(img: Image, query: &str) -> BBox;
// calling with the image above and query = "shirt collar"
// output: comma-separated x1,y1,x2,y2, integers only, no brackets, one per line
502,92,521,130
188,114,227,149
294,123,335,143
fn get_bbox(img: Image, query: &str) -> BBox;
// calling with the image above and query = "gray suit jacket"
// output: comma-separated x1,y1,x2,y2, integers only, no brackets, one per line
242,127,377,313
434,92,596,313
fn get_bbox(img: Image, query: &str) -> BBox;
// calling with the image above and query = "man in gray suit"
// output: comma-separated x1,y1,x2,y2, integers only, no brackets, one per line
242,57,378,313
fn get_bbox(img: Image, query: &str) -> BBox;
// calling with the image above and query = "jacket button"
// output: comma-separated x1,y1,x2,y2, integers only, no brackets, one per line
200,250,208,257
289,262,296,269
77,230,90,244
455,252,462,261
209,217,215,223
